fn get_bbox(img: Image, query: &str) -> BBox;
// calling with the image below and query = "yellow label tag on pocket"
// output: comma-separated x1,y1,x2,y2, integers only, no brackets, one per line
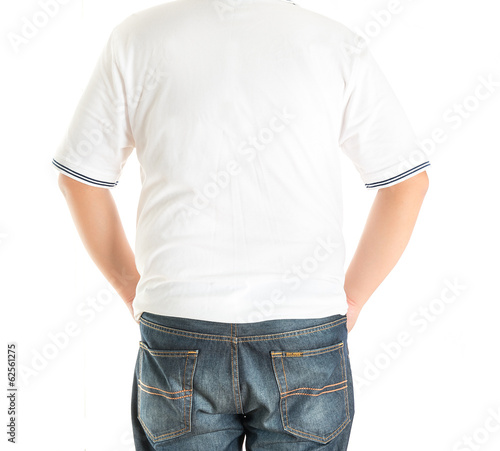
285,352,303,357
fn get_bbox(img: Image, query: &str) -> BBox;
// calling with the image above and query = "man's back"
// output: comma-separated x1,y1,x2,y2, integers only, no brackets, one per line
52,0,429,324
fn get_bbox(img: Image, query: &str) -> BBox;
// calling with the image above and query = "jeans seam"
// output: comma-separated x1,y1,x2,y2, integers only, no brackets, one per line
230,324,245,414
234,324,244,414
230,324,238,413
183,352,189,430
186,352,197,435
281,355,289,431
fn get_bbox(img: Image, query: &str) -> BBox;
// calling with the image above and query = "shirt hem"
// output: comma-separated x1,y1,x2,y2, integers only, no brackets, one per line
365,161,430,189
52,158,119,188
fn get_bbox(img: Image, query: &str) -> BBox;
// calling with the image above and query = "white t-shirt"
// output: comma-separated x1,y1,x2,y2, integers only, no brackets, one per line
52,0,430,323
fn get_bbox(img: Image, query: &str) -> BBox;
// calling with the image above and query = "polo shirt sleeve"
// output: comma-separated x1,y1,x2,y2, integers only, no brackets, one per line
338,41,429,189
52,28,135,189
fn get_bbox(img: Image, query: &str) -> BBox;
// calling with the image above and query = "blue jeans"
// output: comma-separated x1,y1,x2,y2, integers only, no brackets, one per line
131,312,355,450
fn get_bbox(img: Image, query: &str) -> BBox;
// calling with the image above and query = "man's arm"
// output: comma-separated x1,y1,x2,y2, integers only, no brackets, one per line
57,173,141,323
344,170,429,332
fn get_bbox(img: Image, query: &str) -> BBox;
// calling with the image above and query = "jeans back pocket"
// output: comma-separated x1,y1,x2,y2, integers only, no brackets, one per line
270,341,350,444
137,341,199,444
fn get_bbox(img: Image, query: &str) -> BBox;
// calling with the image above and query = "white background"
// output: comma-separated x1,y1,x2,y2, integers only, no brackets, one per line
1,0,499,450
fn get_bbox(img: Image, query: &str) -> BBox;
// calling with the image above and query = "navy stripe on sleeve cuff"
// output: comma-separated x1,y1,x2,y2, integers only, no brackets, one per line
365,161,430,189
52,159,118,188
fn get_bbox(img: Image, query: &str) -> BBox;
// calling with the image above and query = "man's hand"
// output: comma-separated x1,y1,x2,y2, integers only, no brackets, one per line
125,298,140,325
346,294,362,333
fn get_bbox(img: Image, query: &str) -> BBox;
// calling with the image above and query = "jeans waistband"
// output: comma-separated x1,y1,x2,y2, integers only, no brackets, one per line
139,312,347,342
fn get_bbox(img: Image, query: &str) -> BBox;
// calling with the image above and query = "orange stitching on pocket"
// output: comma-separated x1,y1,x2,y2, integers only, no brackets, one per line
287,418,349,442
281,384,348,400
281,380,348,395
138,385,192,400
303,344,343,357
285,395,350,442
138,379,191,395
140,419,189,441
139,342,198,357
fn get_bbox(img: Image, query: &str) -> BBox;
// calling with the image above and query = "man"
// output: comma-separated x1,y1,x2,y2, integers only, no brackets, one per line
52,0,429,449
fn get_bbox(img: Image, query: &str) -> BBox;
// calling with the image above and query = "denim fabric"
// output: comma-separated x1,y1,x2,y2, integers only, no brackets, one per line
131,312,355,450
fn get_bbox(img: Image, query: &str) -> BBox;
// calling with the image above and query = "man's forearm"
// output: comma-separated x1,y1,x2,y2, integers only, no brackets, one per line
58,175,140,305
344,171,429,309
